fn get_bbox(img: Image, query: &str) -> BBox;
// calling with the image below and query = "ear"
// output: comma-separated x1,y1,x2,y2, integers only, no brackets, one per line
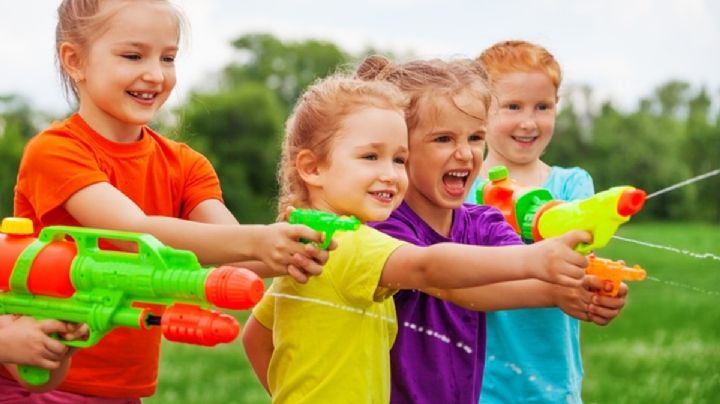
58,42,85,83
296,149,324,187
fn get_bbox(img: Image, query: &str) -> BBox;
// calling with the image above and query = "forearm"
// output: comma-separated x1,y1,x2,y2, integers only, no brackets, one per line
423,280,556,311
124,216,267,266
410,243,534,288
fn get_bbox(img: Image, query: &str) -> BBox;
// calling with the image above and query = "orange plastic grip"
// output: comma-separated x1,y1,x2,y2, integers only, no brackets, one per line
160,304,240,346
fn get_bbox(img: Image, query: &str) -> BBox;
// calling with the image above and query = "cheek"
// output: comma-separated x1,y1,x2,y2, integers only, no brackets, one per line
164,71,177,89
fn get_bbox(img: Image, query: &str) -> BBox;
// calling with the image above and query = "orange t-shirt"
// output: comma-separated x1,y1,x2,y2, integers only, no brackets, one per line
6,113,223,398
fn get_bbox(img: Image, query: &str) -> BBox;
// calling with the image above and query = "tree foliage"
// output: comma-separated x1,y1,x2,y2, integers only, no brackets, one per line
0,34,718,224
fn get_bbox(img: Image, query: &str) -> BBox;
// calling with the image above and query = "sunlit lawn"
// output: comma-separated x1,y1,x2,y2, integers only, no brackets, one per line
147,222,719,403
582,222,720,403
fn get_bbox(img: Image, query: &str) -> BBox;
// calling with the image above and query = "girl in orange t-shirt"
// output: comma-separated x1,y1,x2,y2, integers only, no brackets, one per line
2,0,331,401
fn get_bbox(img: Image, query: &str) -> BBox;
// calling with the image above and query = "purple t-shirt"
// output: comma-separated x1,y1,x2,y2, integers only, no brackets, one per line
371,201,521,404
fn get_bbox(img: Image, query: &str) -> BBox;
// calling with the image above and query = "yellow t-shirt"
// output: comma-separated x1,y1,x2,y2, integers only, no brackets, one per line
253,225,406,403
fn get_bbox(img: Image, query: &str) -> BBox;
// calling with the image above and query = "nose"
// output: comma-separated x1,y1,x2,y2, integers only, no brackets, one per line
455,144,473,161
142,61,165,83
379,161,401,183
519,113,538,131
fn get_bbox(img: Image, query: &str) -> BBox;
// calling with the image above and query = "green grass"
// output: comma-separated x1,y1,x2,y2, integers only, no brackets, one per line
582,222,720,403
148,222,719,403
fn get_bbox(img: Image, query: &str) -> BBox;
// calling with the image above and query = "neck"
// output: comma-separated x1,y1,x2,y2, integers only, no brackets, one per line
77,106,143,144
482,154,550,187
403,189,454,237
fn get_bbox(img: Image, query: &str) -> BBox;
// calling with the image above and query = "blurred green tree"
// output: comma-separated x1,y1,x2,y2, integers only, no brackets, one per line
0,95,38,218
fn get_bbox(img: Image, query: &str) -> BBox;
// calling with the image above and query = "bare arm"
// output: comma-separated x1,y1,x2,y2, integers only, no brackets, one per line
380,230,590,290
64,183,328,279
423,280,559,311
425,275,628,325
241,315,273,394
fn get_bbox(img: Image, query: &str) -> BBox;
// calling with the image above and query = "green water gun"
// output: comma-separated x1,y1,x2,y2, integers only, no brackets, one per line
0,218,264,386
288,209,361,249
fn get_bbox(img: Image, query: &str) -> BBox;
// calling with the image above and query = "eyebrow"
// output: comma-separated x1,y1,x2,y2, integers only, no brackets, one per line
355,142,408,153
114,41,179,52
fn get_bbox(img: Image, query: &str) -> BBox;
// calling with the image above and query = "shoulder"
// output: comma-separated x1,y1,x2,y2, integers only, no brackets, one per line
145,129,214,171
370,203,426,245
22,123,95,163
547,166,595,200
458,204,522,247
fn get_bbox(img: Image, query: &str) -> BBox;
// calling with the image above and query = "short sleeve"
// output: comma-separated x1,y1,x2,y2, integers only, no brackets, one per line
252,279,277,330
478,207,524,247
555,167,595,201
178,145,223,218
16,133,108,221
328,226,406,307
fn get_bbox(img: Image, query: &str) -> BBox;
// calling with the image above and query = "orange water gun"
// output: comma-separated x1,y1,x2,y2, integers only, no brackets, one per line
0,218,264,385
586,255,646,297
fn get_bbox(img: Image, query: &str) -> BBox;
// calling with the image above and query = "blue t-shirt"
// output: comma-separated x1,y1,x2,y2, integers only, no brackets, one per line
466,166,594,404
371,201,521,404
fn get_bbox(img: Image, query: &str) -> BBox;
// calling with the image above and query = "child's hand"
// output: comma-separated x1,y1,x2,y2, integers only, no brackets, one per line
583,276,628,325
257,222,331,283
59,322,89,342
529,230,590,288
0,316,71,370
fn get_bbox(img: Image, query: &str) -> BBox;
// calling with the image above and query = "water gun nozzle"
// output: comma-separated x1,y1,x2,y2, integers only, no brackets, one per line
617,188,647,217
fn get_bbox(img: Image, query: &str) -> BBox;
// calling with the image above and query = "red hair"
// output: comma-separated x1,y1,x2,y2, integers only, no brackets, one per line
478,40,562,92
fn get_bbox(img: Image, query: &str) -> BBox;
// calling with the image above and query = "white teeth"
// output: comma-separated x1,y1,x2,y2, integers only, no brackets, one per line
447,171,469,178
374,192,392,199
513,136,535,142
129,91,155,100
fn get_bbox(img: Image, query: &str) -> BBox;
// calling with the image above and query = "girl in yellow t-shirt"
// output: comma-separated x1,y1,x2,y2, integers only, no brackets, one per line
242,71,592,403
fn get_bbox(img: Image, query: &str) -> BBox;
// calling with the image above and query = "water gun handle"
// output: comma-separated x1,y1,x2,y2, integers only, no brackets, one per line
17,365,50,386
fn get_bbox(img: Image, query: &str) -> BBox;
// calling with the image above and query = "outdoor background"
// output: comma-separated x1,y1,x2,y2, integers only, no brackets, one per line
0,0,718,402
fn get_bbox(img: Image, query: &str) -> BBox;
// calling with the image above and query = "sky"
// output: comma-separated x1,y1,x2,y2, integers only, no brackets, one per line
0,0,719,115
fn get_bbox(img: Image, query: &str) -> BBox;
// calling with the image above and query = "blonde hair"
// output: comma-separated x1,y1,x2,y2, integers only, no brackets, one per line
55,0,186,102
277,74,408,218
477,40,562,93
356,55,491,133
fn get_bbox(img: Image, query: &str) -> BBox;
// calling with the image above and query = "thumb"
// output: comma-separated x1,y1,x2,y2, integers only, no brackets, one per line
561,230,593,249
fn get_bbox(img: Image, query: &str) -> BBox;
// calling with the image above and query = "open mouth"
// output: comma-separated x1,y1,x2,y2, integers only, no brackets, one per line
128,91,157,102
443,170,470,197
369,190,395,203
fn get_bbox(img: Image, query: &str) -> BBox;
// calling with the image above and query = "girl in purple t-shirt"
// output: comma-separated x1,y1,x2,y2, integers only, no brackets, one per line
362,55,628,404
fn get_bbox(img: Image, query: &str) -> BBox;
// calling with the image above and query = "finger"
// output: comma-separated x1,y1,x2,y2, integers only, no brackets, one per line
587,312,610,326
567,250,589,268
616,282,629,298
284,206,295,221
592,294,626,310
582,275,604,292
303,244,330,266
325,239,338,252
44,337,69,358
34,357,62,371
588,304,620,324
287,265,308,284
293,252,324,276
562,230,593,249
290,224,325,244
38,319,70,335
558,275,583,289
